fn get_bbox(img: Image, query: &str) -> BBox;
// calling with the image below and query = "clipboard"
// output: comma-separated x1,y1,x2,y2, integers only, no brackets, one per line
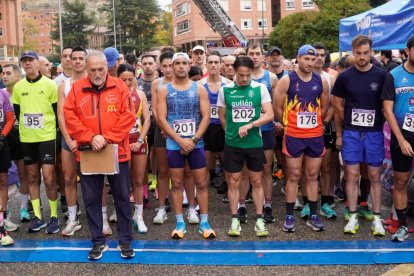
80,144,119,175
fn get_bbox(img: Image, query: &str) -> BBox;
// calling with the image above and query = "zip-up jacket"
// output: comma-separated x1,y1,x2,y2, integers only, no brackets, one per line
63,75,135,162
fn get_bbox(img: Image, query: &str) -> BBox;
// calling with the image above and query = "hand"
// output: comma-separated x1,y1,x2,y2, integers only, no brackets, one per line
161,130,167,139
239,123,253,138
68,139,77,153
91,135,106,151
130,141,142,152
399,138,414,157
335,136,342,151
179,138,195,153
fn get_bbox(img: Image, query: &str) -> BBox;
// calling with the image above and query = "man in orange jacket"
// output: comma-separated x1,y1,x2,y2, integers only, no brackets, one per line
64,50,135,260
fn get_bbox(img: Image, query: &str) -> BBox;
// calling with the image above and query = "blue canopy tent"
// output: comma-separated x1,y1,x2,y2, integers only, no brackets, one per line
339,0,414,51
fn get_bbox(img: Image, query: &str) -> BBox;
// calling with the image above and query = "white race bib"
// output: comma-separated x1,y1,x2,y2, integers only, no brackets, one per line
351,109,375,127
210,105,219,119
23,113,44,129
232,106,255,123
148,101,152,116
403,113,414,132
130,117,141,134
297,112,317,128
173,118,196,136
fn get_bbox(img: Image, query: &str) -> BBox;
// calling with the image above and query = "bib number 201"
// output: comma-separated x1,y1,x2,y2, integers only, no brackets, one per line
173,118,196,136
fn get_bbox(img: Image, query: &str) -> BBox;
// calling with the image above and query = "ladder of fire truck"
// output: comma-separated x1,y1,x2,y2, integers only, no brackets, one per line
192,0,248,47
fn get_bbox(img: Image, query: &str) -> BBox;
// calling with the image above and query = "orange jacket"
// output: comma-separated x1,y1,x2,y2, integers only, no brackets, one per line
63,75,135,162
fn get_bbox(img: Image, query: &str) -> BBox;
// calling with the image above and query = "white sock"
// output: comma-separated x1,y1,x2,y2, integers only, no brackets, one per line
68,205,77,222
20,193,29,209
135,204,143,220
102,206,108,221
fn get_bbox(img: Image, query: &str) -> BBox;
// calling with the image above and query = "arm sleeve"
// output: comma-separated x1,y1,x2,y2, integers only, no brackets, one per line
380,73,396,101
1,111,14,136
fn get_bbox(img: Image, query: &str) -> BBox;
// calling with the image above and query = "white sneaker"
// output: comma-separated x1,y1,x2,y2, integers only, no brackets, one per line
102,220,112,236
109,212,117,223
371,215,385,236
136,218,148,234
186,208,199,224
294,198,303,210
4,218,19,232
344,213,359,234
61,219,82,236
153,208,167,224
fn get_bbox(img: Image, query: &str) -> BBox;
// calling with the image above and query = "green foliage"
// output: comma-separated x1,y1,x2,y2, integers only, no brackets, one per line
51,0,96,51
22,17,39,51
153,11,173,46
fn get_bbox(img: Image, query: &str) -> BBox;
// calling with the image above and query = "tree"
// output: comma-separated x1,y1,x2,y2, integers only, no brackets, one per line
22,17,39,51
51,0,96,51
99,0,160,53
153,11,173,46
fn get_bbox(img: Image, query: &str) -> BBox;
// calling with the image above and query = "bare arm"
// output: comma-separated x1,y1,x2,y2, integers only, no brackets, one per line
273,75,289,122
137,90,151,140
150,79,160,123
195,84,210,139
320,77,329,120
333,95,345,150
57,81,76,152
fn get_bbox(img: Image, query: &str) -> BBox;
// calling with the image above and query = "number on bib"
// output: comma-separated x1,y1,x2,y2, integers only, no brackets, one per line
130,117,142,134
232,106,255,123
23,113,44,129
351,109,375,127
173,118,196,136
403,113,414,132
297,112,317,128
210,105,219,119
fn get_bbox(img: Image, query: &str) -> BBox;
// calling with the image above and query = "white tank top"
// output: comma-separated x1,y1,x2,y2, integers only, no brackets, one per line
64,78,72,97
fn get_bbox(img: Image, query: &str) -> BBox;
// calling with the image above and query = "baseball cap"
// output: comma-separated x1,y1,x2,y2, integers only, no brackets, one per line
192,45,205,53
20,50,39,61
103,47,119,68
267,46,283,57
172,52,190,63
297,44,316,57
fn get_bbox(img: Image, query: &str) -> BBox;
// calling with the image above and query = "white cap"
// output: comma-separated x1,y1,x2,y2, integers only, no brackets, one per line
192,45,205,53
172,52,190,63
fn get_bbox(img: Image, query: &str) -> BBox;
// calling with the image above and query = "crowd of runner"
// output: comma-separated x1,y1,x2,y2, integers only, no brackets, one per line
0,34,413,260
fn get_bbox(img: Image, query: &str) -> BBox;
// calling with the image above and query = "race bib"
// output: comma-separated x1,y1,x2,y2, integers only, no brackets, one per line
351,109,375,127
403,113,414,132
23,113,44,129
210,105,219,119
148,101,152,116
130,117,142,134
232,106,255,123
297,112,317,128
173,118,196,136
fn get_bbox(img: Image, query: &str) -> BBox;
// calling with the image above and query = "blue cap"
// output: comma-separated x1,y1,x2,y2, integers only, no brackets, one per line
103,47,119,68
20,50,39,61
297,44,316,57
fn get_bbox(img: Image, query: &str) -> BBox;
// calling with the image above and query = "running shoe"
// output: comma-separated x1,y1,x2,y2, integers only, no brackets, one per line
109,212,117,223
255,217,269,237
102,220,112,236
20,207,31,222
334,187,345,202
263,207,275,223
357,206,374,221
283,215,295,232
199,221,216,239
344,213,359,234
300,203,310,219
28,216,46,233
294,198,303,211
4,218,19,232
392,226,409,242
132,218,148,234
149,178,157,191
117,243,135,259
320,203,337,219
307,215,325,231
0,229,14,246
153,208,167,224
228,217,241,237
46,217,59,234
88,243,109,260
61,219,82,236
245,194,253,203
238,207,247,223
186,208,199,224
371,215,386,237
171,222,186,239
343,207,351,221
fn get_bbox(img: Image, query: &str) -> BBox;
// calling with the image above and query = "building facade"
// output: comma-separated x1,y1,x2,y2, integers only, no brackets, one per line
22,10,56,56
0,0,23,62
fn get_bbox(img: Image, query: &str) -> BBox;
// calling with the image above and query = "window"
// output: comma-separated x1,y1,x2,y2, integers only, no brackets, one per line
177,20,190,34
0,28,3,36
240,0,252,11
241,19,252,30
286,0,294,9
302,0,314,8
218,0,229,11
0,13,2,21
176,2,188,17
258,18,267,29
257,0,266,11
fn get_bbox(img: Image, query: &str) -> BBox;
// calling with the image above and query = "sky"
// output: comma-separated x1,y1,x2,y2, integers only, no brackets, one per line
157,0,171,10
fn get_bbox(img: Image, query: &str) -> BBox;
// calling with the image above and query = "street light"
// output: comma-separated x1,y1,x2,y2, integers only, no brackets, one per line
118,24,122,52
58,0,63,51
113,0,117,48
261,0,265,50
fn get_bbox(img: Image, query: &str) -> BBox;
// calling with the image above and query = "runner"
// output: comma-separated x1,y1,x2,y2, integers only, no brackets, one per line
54,47,73,86
157,52,216,239
274,44,329,233
222,55,236,81
332,35,386,236
218,56,273,237
382,35,414,241
191,45,208,78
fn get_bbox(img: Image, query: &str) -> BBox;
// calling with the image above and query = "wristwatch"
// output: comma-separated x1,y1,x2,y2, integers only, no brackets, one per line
192,136,200,144
138,138,144,143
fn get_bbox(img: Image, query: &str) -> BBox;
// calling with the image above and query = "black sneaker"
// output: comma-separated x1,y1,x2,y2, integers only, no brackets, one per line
263,207,275,223
46,217,60,234
238,207,247,223
28,216,47,233
117,243,135,259
216,182,228,194
88,243,109,260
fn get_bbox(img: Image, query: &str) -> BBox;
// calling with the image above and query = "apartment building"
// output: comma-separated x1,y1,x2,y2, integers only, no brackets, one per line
22,10,56,55
0,0,23,62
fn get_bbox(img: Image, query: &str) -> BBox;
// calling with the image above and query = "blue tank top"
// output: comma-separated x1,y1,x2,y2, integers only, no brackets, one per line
253,70,273,131
203,82,223,125
166,82,204,150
